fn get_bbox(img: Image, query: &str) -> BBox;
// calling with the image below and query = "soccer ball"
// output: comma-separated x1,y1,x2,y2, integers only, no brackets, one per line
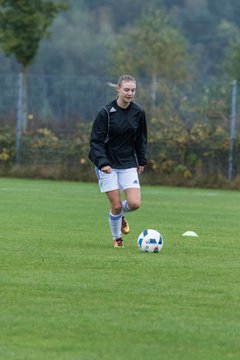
137,229,163,253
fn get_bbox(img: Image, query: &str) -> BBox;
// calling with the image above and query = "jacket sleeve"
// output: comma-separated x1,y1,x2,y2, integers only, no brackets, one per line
135,110,148,166
89,108,111,169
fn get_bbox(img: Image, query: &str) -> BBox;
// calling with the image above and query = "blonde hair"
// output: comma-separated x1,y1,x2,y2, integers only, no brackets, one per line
117,75,136,87
106,75,136,88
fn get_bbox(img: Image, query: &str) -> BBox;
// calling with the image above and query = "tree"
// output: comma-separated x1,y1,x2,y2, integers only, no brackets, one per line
0,0,67,162
109,9,190,109
165,0,240,79
225,35,240,82
33,6,115,77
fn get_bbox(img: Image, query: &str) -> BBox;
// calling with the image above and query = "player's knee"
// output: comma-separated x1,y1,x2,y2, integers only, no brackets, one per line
128,201,141,211
111,203,122,214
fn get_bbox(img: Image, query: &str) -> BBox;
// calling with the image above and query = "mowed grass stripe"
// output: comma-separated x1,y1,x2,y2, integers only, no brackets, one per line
0,178,239,360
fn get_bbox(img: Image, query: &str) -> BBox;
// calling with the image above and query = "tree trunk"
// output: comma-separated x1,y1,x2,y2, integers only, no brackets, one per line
16,66,28,164
21,66,28,131
150,73,157,111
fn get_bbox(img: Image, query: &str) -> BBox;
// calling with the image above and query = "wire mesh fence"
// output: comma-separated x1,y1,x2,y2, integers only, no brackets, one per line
0,73,239,185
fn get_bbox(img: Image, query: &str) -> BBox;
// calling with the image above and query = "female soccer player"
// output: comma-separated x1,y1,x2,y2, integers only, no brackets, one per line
89,75,147,247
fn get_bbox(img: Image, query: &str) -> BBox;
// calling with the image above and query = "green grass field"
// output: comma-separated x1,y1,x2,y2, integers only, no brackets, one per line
0,178,239,360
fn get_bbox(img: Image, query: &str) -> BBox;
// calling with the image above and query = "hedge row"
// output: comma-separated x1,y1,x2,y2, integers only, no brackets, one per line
0,118,240,189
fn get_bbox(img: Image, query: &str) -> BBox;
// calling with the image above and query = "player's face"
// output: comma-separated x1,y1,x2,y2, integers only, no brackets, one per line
117,81,136,106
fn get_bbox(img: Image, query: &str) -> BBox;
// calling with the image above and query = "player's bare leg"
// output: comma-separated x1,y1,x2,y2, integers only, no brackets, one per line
106,190,124,247
121,188,141,234
124,188,141,210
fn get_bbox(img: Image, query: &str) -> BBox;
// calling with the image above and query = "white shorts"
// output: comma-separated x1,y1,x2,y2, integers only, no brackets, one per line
95,167,140,193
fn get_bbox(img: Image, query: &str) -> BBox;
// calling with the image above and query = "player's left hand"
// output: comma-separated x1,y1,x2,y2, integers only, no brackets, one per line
137,166,145,174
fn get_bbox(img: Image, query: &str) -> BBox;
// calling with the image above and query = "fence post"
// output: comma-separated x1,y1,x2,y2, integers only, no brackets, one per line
16,72,23,164
228,80,238,181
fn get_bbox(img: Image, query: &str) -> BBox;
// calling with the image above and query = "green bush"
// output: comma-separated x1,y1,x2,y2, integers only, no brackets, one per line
0,115,239,189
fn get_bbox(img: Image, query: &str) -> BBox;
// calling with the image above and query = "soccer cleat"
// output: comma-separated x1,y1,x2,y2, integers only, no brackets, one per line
121,216,130,235
113,237,124,248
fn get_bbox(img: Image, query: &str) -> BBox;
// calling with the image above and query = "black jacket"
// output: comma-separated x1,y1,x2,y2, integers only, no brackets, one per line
89,99,147,170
